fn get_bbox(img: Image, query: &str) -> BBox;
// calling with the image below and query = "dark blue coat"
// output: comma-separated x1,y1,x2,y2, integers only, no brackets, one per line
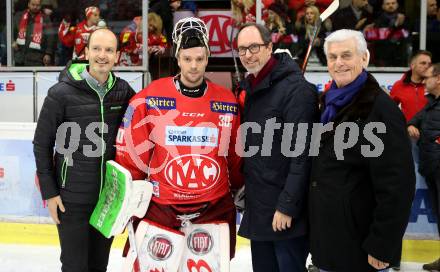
237,53,319,241
409,94,440,178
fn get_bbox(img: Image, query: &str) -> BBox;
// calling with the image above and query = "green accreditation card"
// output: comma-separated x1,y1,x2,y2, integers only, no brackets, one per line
90,160,153,238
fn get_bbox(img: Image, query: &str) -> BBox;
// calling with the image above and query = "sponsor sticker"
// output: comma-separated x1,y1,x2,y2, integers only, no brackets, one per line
146,96,176,110
147,235,173,261
210,101,238,115
187,229,213,255
165,126,218,147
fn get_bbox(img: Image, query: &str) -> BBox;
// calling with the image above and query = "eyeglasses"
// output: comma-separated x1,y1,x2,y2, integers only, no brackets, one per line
237,43,268,56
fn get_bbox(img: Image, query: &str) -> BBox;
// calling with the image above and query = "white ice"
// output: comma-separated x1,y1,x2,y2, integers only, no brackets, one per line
0,244,428,272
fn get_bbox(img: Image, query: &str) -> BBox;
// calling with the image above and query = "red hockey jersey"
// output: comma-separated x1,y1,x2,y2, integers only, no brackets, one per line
115,77,243,205
74,20,96,60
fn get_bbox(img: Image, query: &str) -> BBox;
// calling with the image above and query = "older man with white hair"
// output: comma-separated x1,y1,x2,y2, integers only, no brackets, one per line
309,29,415,272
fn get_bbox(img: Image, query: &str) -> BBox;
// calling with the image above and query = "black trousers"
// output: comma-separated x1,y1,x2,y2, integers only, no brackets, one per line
250,235,309,272
425,171,440,235
57,202,114,272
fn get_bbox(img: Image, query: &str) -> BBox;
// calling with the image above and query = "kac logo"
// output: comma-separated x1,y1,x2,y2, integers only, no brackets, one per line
200,14,236,54
165,154,220,191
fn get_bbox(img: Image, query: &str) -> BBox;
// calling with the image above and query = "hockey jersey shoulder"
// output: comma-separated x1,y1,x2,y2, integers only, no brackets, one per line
207,80,236,102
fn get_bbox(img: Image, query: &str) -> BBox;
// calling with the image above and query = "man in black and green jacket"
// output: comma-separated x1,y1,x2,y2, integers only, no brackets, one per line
33,28,135,272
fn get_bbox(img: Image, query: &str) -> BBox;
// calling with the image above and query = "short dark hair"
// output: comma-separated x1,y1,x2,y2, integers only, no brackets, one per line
410,50,432,64
432,63,440,76
86,28,120,51
236,23,272,45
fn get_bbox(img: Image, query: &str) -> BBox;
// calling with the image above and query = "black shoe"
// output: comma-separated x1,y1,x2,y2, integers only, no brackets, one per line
422,258,440,271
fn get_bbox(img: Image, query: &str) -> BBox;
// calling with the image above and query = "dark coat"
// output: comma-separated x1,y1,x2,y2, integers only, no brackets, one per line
331,5,373,31
13,11,55,66
237,53,319,241
409,94,440,178
33,62,135,204
310,73,415,271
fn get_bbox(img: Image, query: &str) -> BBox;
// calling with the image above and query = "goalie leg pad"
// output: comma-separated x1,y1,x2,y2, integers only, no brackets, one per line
123,219,186,272
180,221,230,272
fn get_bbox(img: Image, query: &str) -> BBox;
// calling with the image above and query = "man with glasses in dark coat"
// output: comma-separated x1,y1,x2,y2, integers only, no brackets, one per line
235,22,318,272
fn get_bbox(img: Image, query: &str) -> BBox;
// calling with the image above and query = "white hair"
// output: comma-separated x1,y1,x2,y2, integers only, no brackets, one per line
324,29,369,57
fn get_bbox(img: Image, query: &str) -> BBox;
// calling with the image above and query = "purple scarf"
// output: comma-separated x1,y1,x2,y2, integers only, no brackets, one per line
321,70,368,124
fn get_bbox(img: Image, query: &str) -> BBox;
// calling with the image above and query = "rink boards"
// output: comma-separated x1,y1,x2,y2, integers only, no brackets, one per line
0,70,439,263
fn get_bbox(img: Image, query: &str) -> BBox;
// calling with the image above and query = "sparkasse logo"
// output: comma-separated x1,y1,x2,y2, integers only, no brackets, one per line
0,80,16,92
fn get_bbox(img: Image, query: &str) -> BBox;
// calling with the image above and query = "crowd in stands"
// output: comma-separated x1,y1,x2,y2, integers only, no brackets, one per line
0,0,439,67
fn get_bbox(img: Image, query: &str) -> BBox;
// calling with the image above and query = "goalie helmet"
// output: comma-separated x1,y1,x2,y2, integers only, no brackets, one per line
172,17,210,58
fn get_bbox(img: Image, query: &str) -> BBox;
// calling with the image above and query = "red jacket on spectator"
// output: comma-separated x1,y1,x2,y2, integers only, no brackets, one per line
74,20,97,60
390,71,428,122
119,18,167,66
58,20,76,48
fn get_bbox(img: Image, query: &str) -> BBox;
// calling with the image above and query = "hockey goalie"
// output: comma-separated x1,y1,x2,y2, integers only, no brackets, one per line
114,17,244,272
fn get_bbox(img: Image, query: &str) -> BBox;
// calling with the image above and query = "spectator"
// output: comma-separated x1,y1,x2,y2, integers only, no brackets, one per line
264,2,301,57
427,0,440,62
288,0,332,21
232,0,262,26
147,12,168,56
119,13,167,66
149,0,181,46
310,29,415,272
331,0,373,31
33,28,135,272
72,6,101,60
13,0,55,66
371,0,408,67
236,23,318,272
119,16,143,66
390,50,431,122
295,5,327,65
407,63,440,272
388,49,432,272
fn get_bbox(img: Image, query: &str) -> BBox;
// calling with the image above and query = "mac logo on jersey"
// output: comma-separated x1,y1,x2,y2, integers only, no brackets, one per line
148,235,173,261
165,154,220,190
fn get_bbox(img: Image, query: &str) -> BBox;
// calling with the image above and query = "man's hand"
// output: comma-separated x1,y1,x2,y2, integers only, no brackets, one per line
368,254,389,270
305,0,316,6
395,13,405,27
355,18,367,30
47,195,65,224
272,210,292,232
407,125,420,139
43,54,51,66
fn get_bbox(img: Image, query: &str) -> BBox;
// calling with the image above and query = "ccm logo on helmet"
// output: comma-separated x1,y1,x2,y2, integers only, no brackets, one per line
165,154,220,190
